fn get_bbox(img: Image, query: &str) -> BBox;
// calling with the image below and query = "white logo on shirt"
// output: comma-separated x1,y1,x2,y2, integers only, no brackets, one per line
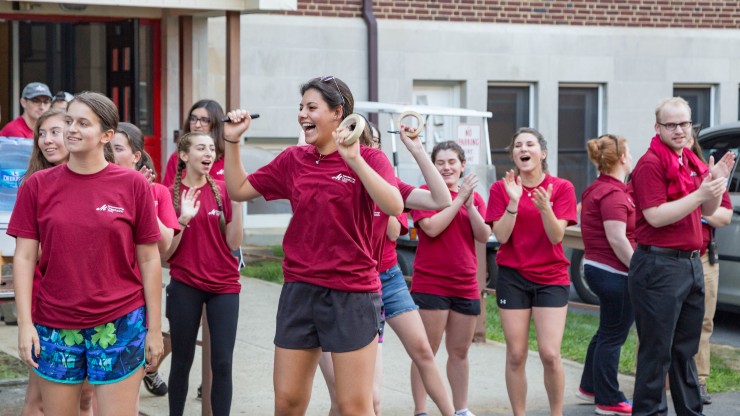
208,209,222,217
216,168,224,176
95,204,125,214
374,211,380,217
332,173,356,184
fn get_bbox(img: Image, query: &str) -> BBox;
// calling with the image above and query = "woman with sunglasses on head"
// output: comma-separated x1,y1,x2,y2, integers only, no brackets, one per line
163,99,227,187
112,122,181,397
486,127,577,416
223,75,403,415
576,135,635,416
317,119,457,416
11,92,163,415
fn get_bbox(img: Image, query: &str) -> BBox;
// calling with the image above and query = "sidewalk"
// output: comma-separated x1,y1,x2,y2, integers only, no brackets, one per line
1,273,738,415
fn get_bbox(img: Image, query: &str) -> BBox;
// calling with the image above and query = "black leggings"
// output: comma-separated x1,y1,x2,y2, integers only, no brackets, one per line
166,279,239,416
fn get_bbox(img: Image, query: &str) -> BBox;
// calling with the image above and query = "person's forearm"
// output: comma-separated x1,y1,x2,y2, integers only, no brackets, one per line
226,202,244,250
418,197,465,238
12,243,38,327
345,156,403,216
704,206,732,228
700,194,722,218
644,192,704,228
540,208,566,244
607,235,634,268
468,206,491,243
411,147,451,209
139,244,162,333
156,219,174,254
386,217,402,241
492,201,519,244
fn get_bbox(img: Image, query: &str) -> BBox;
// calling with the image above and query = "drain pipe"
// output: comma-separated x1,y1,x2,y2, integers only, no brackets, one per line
362,0,379,125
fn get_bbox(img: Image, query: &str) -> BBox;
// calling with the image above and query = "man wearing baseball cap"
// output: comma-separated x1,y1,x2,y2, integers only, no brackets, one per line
0,82,52,138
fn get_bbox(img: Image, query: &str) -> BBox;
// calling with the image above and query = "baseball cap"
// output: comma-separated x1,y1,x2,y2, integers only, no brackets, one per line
22,82,52,100
53,91,74,103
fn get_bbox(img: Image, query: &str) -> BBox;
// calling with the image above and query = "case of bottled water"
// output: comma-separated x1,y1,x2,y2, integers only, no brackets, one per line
0,137,33,256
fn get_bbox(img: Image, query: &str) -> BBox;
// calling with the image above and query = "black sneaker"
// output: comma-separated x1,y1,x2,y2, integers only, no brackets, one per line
699,383,712,405
143,371,168,396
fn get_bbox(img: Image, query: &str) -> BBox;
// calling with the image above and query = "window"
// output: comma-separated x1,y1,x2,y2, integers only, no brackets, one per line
487,84,533,179
673,85,714,129
558,85,602,199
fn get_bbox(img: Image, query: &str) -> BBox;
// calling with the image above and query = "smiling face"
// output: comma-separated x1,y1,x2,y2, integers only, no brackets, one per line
298,88,342,147
65,101,113,156
37,114,69,165
434,148,465,190
180,133,215,177
512,132,546,175
655,103,692,155
112,132,140,170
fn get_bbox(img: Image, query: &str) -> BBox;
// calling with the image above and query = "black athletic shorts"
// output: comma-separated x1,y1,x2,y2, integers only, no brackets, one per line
411,292,481,316
274,282,383,353
495,265,569,309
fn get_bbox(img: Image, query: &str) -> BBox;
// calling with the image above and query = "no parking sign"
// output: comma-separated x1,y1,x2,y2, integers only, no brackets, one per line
457,124,481,165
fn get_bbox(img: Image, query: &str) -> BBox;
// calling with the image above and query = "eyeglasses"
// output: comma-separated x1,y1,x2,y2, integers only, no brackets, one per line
320,75,345,106
657,121,692,131
189,115,211,125
29,97,51,105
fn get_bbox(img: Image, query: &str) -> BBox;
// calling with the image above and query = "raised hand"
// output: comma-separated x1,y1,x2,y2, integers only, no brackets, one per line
708,151,736,183
503,170,523,203
399,124,423,154
334,124,360,161
179,187,201,224
223,109,255,144
698,174,728,202
139,165,155,184
532,183,554,212
459,174,479,207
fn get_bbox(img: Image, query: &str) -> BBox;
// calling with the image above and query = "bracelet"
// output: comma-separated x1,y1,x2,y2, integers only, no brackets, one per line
224,137,240,144
506,208,518,215
178,220,189,228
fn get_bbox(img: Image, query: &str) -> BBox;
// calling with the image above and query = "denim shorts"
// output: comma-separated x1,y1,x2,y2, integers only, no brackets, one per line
380,264,419,320
33,306,147,384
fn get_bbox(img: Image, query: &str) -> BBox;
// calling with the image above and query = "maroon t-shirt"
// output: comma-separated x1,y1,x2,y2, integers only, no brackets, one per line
486,174,578,286
374,179,414,273
248,145,397,292
411,189,486,300
8,164,161,328
151,183,181,233
0,116,33,139
631,150,704,251
701,191,732,254
168,180,240,294
581,175,636,273
162,151,225,187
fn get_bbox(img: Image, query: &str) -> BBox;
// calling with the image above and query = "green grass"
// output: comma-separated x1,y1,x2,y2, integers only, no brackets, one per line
485,296,740,393
270,245,285,258
242,260,284,284
0,350,27,380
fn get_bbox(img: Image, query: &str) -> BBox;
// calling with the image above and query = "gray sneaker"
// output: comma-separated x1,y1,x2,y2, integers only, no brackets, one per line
699,383,712,405
143,371,168,396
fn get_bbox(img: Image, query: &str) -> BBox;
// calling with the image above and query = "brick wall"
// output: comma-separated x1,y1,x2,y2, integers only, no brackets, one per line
271,0,740,29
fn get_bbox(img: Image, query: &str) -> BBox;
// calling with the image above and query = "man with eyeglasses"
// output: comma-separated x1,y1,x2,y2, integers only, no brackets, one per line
0,82,53,139
628,97,735,416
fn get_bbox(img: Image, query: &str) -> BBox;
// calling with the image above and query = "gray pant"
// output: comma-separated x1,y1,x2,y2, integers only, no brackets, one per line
628,248,705,416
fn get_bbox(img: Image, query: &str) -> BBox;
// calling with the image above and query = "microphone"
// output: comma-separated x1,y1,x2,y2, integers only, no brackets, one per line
222,113,260,123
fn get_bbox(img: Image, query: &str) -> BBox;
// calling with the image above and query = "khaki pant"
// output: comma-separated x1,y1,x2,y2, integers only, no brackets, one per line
695,252,719,385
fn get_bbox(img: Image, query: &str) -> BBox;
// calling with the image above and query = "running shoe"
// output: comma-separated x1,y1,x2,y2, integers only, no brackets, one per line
700,383,712,405
143,371,168,396
595,401,632,416
576,387,595,404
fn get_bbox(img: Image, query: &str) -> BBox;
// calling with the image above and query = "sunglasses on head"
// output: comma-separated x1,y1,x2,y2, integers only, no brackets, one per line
320,75,345,106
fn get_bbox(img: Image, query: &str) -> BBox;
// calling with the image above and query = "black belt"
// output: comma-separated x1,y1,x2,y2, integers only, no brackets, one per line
637,244,700,259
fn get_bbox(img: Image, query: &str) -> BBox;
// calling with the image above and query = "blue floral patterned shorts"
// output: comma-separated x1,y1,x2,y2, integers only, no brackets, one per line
33,306,147,384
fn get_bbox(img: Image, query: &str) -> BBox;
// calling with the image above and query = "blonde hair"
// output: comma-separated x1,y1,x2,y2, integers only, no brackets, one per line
586,134,627,174
655,97,691,123
172,132,226,233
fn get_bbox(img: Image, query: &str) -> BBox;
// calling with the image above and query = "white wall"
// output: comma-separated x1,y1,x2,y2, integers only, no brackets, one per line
203,14,740,169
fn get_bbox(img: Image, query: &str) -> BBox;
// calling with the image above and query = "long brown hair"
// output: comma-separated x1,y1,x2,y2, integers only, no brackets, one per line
172,132,226,233
24,109,68,183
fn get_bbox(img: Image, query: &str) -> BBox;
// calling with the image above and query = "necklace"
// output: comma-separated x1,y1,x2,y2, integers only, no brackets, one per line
521,175,546,197
314,148,327,165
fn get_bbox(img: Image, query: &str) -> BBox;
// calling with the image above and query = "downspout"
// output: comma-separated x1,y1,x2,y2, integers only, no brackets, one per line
362,0,379,125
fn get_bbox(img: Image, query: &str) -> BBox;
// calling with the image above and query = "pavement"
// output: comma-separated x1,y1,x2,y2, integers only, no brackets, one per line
0,270,738,415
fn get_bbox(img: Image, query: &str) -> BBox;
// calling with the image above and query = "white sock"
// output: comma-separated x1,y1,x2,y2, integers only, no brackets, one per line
455,409,469,416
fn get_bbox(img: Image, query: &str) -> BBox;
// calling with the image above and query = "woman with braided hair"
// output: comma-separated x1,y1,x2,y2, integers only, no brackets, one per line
165,131,243,416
